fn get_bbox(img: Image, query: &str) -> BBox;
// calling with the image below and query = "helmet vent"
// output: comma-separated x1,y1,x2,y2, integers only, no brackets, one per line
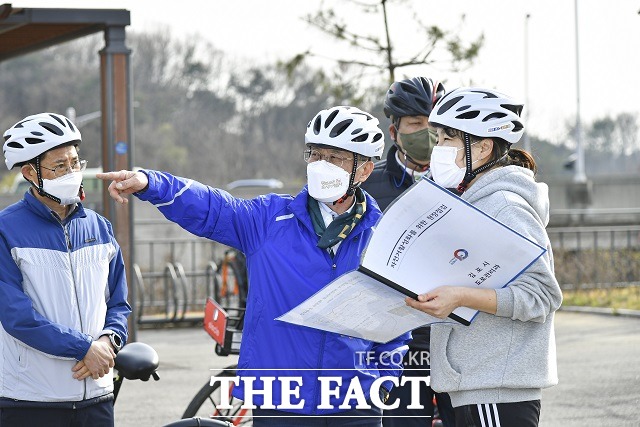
372,133,383,142
456,105,470,112
400,82,419,94
416,99,430,111
313,115,322,135
501,104,523,116
512,121,524,132
437,95,464,115
25,138,45,144
354,111,373,121
456,110,480,120
65,118,77,133
7,142,23,149
352,134,368,142
482,112,508,122
472,90,498,99
351,128,363,135
325,110,340,128
39,122,63,136
330,119,353,137
49,114,66,127
31,131,44,136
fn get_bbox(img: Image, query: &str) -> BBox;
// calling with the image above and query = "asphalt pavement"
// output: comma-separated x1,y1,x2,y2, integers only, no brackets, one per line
114,311,640,426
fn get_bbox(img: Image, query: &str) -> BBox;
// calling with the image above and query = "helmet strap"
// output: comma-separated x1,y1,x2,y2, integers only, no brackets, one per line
333,157,360,205
456,133,507,194
391,116,401,132
33,156,64,205
393,142,429,172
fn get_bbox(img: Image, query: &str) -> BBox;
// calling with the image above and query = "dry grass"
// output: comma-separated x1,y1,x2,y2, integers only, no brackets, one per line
562,286,640,310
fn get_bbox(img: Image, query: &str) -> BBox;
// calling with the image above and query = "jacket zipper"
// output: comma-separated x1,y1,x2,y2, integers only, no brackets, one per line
313,332,327,414
62,218,87,400
311,256,340,413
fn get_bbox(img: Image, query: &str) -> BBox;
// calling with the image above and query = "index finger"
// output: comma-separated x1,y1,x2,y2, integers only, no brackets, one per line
96,171,129,181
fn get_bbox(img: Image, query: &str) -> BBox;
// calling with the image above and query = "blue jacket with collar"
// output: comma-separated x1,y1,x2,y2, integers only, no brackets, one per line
0,191,130,403
137,170,411,415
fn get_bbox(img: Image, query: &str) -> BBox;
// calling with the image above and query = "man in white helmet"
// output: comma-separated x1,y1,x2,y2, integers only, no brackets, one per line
0,113,131,426
98,106,410,426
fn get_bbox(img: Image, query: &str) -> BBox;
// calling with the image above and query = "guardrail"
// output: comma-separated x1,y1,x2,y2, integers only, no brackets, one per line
130,225,640,325
548,225,640,289
549,207,640,227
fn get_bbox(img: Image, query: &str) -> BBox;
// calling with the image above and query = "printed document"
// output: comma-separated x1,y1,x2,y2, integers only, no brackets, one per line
277,179,546,343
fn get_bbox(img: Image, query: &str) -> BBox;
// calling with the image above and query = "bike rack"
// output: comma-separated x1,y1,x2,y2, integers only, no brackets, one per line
133,263,146,322
133,250,247,327
164,263,181,322
205,261,220,303
135,262,182,325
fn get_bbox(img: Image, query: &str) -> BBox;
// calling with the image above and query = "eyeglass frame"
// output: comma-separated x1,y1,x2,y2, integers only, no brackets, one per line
303,147,368,169
38,159,88,178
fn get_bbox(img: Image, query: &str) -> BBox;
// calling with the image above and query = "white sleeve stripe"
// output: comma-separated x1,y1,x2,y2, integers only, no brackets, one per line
153,179,194,207
275,214,294,221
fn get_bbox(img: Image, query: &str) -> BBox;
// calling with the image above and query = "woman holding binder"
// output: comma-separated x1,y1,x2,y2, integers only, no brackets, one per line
405,87,563,427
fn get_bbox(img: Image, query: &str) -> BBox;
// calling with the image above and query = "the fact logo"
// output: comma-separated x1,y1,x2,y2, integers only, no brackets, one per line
449,249,468,265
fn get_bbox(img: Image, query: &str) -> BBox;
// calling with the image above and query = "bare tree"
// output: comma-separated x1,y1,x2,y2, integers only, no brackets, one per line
285,0,484,85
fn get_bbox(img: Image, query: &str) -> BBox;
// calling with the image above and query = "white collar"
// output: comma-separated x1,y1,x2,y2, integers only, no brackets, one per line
395,151,429,179
318,199,355,228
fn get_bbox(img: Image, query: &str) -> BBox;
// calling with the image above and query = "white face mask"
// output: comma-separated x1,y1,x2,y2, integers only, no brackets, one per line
42,171,83,205
430,146,467,189
307,160,351,203
430,144,484,189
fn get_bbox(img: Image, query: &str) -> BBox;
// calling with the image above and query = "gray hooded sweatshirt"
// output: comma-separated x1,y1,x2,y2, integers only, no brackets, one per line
430,165,563,408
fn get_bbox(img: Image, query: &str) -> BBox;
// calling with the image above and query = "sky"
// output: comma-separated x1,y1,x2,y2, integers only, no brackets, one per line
13,0,640,143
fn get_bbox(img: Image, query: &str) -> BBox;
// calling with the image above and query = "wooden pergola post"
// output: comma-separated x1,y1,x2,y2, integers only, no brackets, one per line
100,24,137,341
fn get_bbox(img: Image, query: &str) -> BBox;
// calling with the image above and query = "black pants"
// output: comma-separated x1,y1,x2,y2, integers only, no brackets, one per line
252,406,382,426
0,400,114,427
454,400,541,427
382,350,455,427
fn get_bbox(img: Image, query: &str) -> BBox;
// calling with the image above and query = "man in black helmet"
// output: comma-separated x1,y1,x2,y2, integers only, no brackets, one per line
361,77,455,427
362,76,445,211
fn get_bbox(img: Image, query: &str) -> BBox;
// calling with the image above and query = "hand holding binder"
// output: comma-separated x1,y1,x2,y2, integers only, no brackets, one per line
278,179,546,343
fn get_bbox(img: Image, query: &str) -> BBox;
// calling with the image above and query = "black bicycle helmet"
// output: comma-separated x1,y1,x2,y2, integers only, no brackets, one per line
383,77,446,119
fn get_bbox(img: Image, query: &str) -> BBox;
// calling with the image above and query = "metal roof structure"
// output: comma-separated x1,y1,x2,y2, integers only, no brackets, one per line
0,3,129,60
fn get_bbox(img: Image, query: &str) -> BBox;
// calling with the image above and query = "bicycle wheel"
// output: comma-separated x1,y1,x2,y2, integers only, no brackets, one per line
182,365,252,425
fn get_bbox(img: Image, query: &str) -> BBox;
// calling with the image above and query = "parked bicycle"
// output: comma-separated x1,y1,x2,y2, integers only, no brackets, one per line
215,248,249,309
116,340,233,427
181,296,250,425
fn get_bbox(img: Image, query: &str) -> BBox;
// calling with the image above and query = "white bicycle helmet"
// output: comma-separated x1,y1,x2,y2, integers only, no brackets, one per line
305,106,385,159
428,87,524,144
3,112,82,170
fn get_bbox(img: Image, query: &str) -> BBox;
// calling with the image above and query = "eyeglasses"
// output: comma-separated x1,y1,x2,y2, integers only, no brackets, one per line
303,149,354,168
40,159,87,178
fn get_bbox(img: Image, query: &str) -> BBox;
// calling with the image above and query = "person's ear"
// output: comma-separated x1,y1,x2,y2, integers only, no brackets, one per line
388,123,397,142
21,164,36,182
480,139,494,158
358,160,375,182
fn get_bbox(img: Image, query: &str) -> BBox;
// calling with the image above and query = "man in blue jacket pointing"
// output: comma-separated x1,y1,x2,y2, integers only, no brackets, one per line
98,106,411,426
